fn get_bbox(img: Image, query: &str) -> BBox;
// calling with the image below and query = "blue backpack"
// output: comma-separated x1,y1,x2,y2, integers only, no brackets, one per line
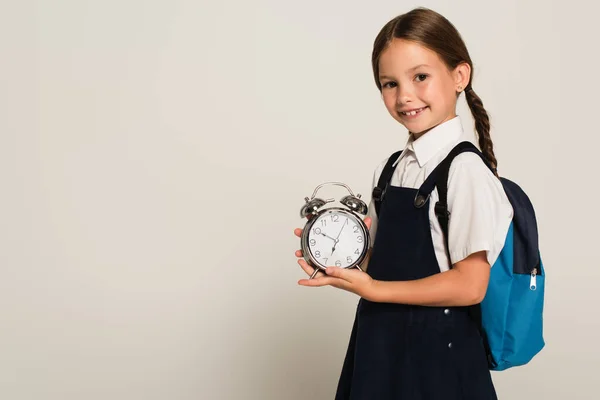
372,141,545,371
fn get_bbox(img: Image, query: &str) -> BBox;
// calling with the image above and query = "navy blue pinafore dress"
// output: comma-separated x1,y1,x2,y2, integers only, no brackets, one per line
334,167,498,399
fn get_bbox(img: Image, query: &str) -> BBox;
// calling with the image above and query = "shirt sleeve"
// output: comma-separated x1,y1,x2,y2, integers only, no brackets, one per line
446,152,514,267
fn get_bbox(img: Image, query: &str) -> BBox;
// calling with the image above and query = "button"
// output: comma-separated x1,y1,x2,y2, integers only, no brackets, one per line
444,308,450,315
448,342,453,349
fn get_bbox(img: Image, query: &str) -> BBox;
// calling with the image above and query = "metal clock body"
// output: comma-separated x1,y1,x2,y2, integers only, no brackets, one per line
299,182,370,279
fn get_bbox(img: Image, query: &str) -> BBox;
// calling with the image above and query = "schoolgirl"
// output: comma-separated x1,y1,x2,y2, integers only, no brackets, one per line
294,7,513,399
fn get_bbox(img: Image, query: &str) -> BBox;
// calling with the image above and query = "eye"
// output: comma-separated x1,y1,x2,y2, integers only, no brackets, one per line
415,74,428,82
382,81,397,89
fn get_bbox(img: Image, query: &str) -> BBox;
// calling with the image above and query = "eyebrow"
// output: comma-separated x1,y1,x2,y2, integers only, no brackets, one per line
379,64,432,81
408,63,431,71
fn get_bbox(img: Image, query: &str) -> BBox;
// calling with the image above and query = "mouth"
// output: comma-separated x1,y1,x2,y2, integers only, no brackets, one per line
399,106,428,117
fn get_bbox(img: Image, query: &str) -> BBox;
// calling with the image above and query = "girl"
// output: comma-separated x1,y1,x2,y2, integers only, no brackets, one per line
294,7,513,400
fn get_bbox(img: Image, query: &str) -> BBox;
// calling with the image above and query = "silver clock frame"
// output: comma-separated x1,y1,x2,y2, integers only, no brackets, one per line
301,207,371,279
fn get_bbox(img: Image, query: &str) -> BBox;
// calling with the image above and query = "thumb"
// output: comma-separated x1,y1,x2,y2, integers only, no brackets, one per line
325,266,347,279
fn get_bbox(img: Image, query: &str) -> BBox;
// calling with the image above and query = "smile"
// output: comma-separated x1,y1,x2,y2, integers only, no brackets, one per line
400,107,428,116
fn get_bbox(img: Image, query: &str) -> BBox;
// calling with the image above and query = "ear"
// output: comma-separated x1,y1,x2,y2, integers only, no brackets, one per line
453,62,471,92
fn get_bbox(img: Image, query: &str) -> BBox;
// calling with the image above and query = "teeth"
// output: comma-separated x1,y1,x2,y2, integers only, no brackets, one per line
402,107,425,116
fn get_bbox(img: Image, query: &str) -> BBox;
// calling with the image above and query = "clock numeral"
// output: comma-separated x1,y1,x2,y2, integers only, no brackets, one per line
335,260,342,267
357,236,363,243
346,256,352,263
314,227,321,235
315,251,321,258
310,239,316,246
353,225,359,234
321,219,327,227
331,214,339,222
323,258,328,264
354,249,359,254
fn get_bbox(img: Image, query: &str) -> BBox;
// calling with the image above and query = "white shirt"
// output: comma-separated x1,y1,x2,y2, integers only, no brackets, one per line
366,116,514,272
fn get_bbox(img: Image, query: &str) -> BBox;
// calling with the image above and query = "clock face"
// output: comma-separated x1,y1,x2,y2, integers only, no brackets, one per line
304,209,368,269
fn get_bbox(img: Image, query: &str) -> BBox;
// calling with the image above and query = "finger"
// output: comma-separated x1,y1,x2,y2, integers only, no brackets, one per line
295,249,303,257
298,259,324,278
325,266,345,278
298,275,344,287
364,216,372,231
294,228,303,237
325,266,357,283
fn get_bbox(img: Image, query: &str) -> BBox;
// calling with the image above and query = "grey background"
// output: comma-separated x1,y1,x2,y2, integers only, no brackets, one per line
1,0,597,399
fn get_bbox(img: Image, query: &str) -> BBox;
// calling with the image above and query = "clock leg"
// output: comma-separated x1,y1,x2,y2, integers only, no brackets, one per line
309,268,320,279
355,265,363,272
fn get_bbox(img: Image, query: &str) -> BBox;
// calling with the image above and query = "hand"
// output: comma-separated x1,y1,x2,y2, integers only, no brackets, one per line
297,265,379,301
294,216,375,297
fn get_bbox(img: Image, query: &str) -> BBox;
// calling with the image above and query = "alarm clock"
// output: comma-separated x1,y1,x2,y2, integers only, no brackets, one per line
299,182,370,279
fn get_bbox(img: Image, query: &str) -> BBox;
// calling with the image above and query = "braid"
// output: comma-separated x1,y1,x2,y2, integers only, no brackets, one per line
465,87,499,178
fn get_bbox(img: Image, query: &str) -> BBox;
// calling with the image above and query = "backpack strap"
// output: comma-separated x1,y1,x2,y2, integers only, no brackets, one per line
372,150,403,216
426,140,497,369
427,140,493,264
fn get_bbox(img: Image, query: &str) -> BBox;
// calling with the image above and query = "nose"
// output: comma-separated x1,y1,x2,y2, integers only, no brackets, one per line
396,84,413,106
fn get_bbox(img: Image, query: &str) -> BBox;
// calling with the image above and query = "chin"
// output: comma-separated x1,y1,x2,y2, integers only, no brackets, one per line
404,121,434,136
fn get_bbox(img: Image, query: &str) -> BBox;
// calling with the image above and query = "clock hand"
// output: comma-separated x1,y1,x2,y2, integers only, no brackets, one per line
320,232,337,242
335,218,348,240
331,218,348,255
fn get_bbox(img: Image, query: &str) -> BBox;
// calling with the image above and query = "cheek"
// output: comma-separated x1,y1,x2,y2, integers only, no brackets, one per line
417,81,436,99
419,81,451,106
382,93,397,113
382,95,404,122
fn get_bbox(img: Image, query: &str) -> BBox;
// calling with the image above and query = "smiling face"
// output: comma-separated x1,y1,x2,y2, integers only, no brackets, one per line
378,38,470,139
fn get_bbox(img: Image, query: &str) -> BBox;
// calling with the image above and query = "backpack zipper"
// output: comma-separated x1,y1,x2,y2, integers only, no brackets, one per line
530,268,537,291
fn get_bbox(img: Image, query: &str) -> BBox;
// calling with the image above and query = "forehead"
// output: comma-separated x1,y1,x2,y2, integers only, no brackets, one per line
379,38,446,74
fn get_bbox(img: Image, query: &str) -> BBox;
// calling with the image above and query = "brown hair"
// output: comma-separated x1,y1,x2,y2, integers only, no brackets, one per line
372,7,498,176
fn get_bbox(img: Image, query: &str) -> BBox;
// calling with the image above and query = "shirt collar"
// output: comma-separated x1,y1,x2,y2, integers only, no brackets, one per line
393,116,465,168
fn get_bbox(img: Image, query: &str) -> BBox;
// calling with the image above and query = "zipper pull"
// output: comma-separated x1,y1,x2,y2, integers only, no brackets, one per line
530,268,537,291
